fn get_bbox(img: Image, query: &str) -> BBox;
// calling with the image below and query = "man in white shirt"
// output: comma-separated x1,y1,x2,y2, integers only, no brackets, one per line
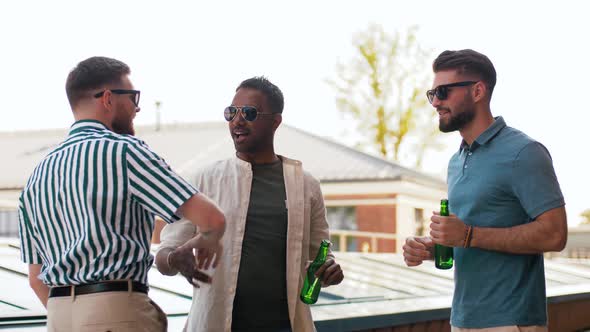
155,76,344,332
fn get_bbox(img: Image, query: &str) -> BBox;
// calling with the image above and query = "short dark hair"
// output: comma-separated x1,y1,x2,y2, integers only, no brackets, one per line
433,49,497,97
236,76,284,113
65,56,130,108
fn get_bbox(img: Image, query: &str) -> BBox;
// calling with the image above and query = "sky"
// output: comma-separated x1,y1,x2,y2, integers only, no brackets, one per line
1,0,588,226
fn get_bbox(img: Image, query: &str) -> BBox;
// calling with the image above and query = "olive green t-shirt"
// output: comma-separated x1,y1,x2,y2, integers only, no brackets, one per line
232,160,290,331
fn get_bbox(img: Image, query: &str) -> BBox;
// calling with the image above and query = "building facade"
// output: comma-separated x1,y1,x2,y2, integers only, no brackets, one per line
0,123,446,253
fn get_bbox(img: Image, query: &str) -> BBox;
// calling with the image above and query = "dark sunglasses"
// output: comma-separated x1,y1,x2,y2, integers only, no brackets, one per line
94,89,141,107
426,81,477,104
224,106,275,122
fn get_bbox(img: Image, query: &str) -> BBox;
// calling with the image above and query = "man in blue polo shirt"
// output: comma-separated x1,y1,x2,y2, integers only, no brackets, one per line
402,49,567,332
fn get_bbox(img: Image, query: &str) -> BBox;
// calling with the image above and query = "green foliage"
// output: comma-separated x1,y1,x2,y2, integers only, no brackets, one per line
329,24,442,168
581,209,590,225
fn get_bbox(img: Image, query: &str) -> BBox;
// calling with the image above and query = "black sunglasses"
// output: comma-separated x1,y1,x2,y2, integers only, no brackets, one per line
426,81,477,104
94,89,141,107
224,106,275,122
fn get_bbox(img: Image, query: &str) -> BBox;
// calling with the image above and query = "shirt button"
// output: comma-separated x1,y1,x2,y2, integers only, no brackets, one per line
468,152,473,156
464,165,468,169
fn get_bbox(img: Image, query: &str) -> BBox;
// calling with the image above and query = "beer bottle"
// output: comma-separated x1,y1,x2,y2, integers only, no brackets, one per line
300,240,331,304
435,199,454,269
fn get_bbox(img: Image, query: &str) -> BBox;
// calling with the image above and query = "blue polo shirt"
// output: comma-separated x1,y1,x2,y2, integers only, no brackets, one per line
447,116,564,328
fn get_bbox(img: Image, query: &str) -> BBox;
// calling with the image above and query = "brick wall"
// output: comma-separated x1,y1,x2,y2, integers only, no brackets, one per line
356,205,397,252
357,319,451,332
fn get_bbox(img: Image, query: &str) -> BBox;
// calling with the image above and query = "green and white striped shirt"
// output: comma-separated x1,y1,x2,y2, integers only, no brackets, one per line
18,120,197,286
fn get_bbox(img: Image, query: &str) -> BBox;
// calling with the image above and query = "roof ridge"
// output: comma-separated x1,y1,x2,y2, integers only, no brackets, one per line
282,123,444,184
0,121,445,188
0,121,226,136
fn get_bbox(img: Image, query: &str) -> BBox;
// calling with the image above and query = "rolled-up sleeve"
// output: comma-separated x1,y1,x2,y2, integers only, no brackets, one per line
159,219,197,250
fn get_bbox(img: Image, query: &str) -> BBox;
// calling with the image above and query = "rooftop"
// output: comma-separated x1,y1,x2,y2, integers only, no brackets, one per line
0,122,445,190
1,239,589,331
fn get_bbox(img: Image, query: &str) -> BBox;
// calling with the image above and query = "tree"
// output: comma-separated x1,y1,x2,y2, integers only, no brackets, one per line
581,209,590,225
329,24,442,168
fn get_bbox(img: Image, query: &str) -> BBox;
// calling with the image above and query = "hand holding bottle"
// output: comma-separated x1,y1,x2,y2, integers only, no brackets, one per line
312,258,344,287
430,212,469,247
300,240,332,304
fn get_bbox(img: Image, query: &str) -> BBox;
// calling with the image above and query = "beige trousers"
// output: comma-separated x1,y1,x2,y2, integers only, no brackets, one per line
46,288,167,332
452,326,548,332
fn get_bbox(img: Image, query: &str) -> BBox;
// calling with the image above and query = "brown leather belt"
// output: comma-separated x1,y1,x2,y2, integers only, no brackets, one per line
49,280,148,298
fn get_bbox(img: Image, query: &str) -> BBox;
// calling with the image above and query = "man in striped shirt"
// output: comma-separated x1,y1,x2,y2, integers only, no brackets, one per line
18,56,225,331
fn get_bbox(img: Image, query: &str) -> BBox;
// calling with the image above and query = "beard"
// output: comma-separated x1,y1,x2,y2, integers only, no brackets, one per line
439,107,476,133
438,94,476,133
233,133,265,153
231,125,275,157
112,110,135,135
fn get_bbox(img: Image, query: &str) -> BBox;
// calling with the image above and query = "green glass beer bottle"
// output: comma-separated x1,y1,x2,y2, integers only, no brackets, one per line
434,199,454,269
300,240,331,304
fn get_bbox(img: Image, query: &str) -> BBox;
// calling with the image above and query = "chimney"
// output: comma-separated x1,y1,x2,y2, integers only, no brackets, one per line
154,100,162,132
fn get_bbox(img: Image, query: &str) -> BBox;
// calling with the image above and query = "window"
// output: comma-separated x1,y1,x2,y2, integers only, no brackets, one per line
414,208,425,236
326,206,357,251
326,206,357,230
